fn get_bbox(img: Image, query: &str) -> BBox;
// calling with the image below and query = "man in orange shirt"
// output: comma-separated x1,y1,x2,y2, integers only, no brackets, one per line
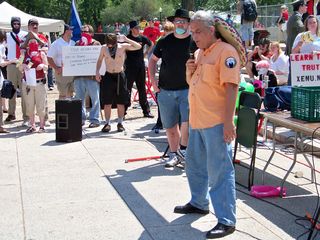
173,11,246,239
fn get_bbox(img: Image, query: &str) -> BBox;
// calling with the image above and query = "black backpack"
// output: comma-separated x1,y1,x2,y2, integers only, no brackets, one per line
242,0,258,22
1,80,16,99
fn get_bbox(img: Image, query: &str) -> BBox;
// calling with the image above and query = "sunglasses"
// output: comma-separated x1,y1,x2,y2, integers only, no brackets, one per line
174,19,188,24
82,30,89,33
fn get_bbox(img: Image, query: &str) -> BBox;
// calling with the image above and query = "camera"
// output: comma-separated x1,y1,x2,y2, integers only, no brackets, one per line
117,34,125,42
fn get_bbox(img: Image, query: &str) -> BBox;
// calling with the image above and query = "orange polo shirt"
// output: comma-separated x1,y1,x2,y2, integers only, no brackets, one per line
188,40,240,129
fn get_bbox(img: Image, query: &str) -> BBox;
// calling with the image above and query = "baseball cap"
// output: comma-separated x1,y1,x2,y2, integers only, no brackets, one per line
28,18,39,25
64,24,74,32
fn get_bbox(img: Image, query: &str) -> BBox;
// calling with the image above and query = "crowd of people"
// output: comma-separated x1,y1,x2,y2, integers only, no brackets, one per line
0,7,249,238
1,1,317,237
234,0,320,93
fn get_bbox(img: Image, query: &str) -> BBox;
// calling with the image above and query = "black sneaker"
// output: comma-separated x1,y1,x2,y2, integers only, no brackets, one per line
143,112,154,118
5,115,16,122
206,223,235,239
117,123,125,132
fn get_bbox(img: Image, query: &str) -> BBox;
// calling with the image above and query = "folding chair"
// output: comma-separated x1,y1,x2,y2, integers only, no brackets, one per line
233,91,262,190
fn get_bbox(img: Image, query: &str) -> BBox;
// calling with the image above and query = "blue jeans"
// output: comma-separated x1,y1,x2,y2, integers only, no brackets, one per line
74,78,100,124
240,22,254,42
157,88,189,129
47,67,54,88
186,124,236,226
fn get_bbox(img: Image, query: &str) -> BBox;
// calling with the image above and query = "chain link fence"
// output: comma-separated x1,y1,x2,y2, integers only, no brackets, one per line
229,3,291,28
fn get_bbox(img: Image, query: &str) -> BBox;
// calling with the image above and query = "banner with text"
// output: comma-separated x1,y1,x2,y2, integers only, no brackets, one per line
62,46,106,76
291,53,320,87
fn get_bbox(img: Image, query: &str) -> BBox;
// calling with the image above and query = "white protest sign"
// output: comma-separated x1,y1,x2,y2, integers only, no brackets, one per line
291,53,320,87
62,46,106,76
25,68,37,86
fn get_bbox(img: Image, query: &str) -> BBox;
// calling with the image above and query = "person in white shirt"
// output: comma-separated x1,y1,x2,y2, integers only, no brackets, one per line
0,30,10,133
269,41,289,85
5,17,28,125
292,15,320,54
47,24,75,99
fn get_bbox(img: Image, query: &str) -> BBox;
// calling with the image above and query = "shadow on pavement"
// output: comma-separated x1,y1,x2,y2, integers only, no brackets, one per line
104,163,207,240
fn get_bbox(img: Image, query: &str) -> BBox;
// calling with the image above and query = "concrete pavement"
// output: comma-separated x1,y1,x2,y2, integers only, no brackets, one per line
1,89,320,240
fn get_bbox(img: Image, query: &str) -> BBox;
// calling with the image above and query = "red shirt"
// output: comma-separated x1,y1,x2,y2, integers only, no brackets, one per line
307,0,314,15
24,51,45,80
143,27,161,44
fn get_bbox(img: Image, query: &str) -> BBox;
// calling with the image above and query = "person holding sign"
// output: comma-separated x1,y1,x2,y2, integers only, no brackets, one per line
19,39,48,133
74,24,101,128
96,33,141,133
292,15,320,54
47,24,75,99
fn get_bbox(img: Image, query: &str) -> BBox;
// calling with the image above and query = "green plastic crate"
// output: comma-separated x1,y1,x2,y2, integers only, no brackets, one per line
291,86,320,122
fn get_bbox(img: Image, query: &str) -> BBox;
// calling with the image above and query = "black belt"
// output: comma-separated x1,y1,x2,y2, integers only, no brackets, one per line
107,71,123,76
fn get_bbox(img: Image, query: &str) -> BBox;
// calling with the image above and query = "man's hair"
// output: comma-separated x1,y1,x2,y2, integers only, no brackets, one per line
259,38,270,46
190,10,214,28
190,10,226,41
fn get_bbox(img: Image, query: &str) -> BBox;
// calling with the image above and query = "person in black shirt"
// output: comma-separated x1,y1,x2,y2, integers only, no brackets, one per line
149,9,195,168
125,20,154,118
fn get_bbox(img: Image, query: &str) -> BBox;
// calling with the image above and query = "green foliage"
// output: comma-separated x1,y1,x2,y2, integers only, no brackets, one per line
6,0,288,29
101,0,175,24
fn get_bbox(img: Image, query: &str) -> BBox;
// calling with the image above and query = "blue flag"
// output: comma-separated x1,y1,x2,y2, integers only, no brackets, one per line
70,0,82,42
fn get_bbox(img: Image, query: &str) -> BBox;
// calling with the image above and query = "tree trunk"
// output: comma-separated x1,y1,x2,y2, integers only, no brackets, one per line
181,0,194,11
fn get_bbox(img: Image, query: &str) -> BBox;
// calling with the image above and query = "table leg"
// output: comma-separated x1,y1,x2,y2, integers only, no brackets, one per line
262,123,276,184
280,131,298,197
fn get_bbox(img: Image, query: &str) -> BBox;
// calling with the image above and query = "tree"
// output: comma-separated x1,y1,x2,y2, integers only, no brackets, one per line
181,0,194,11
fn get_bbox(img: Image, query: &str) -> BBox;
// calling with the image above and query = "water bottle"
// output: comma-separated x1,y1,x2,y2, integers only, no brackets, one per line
263,75,269,89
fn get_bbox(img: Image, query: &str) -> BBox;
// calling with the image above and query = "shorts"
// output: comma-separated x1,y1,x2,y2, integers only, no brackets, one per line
240,22,254,42
100,72,129,106
55,72,74,97
157,88,189,129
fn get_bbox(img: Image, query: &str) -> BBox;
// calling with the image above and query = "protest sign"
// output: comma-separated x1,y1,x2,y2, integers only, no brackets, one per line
62,46,106,76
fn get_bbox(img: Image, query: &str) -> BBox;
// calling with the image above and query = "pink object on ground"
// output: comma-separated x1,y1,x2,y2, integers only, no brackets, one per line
250,185,287,198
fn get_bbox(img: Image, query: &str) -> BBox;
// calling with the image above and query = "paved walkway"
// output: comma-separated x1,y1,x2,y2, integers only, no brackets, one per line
1,89,320,240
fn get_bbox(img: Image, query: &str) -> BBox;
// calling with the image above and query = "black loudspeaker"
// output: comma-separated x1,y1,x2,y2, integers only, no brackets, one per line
55,99,82,142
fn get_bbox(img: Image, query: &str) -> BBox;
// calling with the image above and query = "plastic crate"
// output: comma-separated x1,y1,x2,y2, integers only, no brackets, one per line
291,86,320,122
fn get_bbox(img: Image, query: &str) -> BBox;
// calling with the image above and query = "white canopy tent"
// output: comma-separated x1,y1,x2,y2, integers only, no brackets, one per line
0,1,64,32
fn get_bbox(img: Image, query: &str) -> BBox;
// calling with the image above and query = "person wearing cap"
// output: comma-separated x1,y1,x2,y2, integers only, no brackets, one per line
125,20,154,118
95,33,141,133
5,17,28,124
47,24,75,99
19,38,48,133
73,24,101,128
148,9,195,169
174,10,246,239
22,18,52,127
286,0,308,56
23,19,48,48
